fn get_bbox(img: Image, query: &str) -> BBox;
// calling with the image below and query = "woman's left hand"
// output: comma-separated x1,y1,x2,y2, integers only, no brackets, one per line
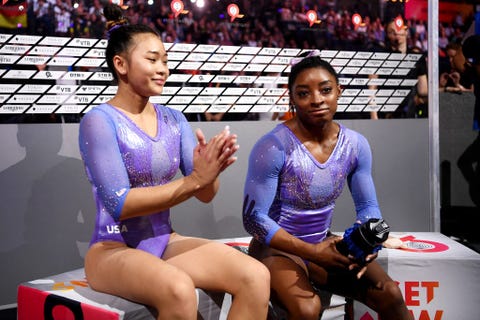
350,252,378,279
194,126,239,174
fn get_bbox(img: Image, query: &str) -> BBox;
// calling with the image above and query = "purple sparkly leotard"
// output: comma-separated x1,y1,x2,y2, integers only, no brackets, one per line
79,103,196,257
243,123,382,245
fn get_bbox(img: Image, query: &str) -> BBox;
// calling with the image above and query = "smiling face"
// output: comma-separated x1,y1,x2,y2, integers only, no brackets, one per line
114,33,169,98
290,66,341,126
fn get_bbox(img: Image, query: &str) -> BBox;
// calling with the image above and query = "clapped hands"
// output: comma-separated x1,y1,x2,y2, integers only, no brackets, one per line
190,126,239,188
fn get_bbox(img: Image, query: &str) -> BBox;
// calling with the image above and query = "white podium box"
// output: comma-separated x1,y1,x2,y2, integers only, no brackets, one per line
354,232,480,320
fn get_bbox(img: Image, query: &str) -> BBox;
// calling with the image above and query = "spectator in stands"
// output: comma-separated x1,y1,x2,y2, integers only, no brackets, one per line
371,17,385,47
152,4,170,35
78,4,270,319
440,42,474,94
7,0,476,121
20,0,467,57
438,24,450,52
161,23,179,43
242,52,412,320
450,26,465,45
53,0,72,37
88,12,106,39
34,0,54,35
414,19,427,43
70,0,89,38
280,0,294,22
218,24,234,46
371,17,428,119
88,0,103,18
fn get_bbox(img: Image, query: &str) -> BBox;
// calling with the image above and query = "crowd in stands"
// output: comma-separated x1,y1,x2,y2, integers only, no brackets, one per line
0,0,476,122
11,0,473,54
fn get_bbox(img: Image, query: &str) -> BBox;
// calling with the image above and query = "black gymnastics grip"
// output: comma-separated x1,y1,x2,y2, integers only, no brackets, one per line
336,218,390,262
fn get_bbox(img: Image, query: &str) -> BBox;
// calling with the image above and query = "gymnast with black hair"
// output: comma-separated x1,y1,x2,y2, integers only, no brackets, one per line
78,4,270,319
243,51,413,320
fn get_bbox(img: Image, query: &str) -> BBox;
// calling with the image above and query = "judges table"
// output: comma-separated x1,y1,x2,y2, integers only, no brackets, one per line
353,232,480,320
17,233,480,320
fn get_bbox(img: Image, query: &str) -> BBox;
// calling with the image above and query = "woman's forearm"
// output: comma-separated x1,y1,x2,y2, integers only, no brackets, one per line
119,174,206,220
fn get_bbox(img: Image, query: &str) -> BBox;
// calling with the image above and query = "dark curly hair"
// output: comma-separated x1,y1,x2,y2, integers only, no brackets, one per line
288,52,339,93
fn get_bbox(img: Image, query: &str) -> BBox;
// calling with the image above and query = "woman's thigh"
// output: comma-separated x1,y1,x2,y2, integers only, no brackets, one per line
248,239,317,308
85,241,194,307
312,260,393,302
162,234,268,293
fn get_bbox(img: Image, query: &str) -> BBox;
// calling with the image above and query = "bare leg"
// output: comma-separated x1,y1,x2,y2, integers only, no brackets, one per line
162,234,270,320
248,239,320,320
85,241,197,320
309,260,413,320
361,262,413,320
262,255,321,320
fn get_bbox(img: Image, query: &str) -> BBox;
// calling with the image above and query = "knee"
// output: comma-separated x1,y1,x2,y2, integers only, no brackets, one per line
155,275,197,318
167,277,197,303
287,295,321,320
232,259,270,306
370,280,412,319
381,280,407,309
240,260,271,292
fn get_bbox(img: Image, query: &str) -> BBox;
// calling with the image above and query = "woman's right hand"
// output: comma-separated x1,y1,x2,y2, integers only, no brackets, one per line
311,237,374,279
190,126,239,187
311,237,351,270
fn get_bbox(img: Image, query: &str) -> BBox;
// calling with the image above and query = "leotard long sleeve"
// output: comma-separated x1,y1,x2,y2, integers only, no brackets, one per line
79,103,196,257
243,123,382,245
